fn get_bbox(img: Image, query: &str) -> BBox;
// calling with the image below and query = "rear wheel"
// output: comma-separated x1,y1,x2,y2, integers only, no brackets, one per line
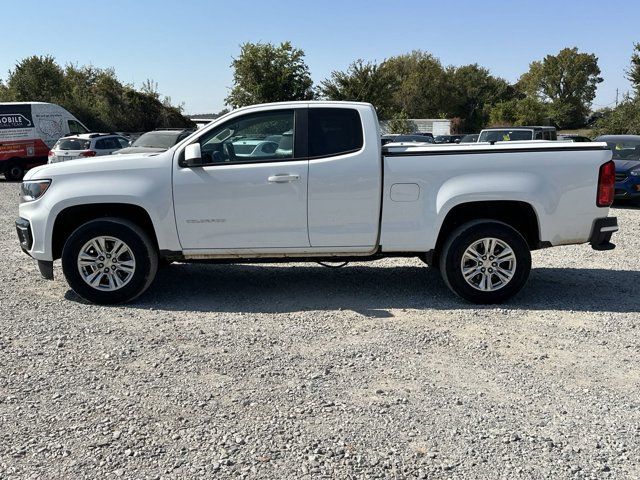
439,220,531,304
4,162,25,181
62,218,158,304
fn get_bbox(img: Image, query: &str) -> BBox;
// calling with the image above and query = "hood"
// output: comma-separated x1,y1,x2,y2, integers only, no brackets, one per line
614,159,640,172
116,146,167,154
24,151,170,181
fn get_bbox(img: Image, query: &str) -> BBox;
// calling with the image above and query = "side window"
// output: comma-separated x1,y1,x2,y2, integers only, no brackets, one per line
116,137,130,148
543,131,551,140
68,120,87,135
105,138,120,149
197,110,295,164
308,108,363,158
535,131,543,140
94,139,107,149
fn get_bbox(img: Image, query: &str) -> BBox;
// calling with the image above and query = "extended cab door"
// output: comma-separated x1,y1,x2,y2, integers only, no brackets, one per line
307,105,382,249
173,108,310,250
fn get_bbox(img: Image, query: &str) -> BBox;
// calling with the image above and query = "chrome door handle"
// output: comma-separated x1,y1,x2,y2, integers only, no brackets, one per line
268,174,300,183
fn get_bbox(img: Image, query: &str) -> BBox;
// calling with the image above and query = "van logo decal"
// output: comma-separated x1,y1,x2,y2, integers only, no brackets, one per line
0,113,32,129
0,104,34,130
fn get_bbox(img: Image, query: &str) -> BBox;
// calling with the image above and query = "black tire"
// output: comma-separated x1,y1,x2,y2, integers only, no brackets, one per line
62,218,158,304
439,220,531,304
4,162,25,181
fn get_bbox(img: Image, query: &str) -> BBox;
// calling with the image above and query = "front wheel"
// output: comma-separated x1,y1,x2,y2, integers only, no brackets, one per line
62,218,158,304
439,220,531,304
4,162,25,181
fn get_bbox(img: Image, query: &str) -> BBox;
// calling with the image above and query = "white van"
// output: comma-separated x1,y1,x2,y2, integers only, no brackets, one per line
0,102,89,180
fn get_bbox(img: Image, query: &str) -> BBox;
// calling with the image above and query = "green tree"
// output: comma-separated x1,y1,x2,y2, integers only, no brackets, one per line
380,51,450,119
518,47,603,128
1,56,192,131
2,55,65,103
386,110,413,134
447,64,516,132
594,97,640,135
226,41,314,108
0,80,8,100
489,97,550,126
318,59,395,119
626,43,640,95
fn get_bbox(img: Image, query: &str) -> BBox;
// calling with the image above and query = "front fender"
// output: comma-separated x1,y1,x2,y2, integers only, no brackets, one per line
18,159,180,261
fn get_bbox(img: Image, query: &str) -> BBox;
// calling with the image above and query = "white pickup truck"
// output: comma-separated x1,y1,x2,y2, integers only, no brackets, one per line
16,101,618,305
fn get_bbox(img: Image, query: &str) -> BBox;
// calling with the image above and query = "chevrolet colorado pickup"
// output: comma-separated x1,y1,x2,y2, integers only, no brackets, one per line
16,101,618,304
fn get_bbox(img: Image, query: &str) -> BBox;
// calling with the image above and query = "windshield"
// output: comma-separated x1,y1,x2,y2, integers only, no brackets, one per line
603,140,640,161
479,130,533,142
54,138,91,150
132,132,181,149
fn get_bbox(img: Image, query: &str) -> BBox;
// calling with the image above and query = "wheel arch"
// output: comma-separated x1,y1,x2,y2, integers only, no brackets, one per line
430,200,541,266
52,203,159,260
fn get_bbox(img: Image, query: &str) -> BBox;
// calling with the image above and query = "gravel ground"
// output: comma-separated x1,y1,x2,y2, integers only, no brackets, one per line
1,179,639,479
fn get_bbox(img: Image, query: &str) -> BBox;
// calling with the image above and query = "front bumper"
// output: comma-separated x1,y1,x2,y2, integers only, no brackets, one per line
588,217,618,251
15,217,33,252
16,217,54,280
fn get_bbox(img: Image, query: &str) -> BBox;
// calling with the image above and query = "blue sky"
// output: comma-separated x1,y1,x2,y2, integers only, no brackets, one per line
1,0,637,114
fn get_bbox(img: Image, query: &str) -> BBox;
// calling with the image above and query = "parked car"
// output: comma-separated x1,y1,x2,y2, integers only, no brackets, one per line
381,134,435,146
1,102,89,180
558,134,592,143
17,101,617,305
478,126,557,142
416,132,435,140
48,134,130,163
434,135,465,144
115,128,194,154
459,134,479,143
595,135,640,202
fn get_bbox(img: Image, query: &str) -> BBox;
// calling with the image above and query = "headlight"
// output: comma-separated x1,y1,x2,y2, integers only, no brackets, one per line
21,180,51,202
630,169,640,176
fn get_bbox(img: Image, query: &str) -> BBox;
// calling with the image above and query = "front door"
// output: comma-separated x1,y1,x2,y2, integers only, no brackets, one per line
173,108,310,250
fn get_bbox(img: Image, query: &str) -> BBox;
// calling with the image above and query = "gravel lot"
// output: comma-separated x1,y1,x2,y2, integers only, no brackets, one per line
1,179,639,479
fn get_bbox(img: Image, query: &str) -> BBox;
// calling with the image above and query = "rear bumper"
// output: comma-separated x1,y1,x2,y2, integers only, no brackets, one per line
588,217,618,251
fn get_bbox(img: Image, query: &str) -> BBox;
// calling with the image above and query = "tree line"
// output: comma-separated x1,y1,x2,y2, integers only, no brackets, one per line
0,55,192,132
226,42,606,133
593,43,640,134
2,42,639,134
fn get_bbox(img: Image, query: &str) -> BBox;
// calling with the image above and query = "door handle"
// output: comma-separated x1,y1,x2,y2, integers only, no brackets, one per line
268,174,300,183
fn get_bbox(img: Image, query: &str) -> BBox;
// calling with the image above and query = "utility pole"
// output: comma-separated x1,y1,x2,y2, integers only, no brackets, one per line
615,88,619,107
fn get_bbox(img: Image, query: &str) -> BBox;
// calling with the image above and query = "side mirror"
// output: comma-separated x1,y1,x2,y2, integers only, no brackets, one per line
184,143,202,167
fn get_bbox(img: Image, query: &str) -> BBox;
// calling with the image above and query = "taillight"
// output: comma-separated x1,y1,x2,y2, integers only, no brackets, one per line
80,150,97,157
47,150,54,157
597,160,615,207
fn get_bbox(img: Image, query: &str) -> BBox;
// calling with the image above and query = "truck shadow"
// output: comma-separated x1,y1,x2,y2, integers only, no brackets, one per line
69,263,640,316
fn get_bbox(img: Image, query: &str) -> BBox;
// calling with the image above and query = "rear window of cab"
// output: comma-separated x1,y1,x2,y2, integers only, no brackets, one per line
54,138,91,150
